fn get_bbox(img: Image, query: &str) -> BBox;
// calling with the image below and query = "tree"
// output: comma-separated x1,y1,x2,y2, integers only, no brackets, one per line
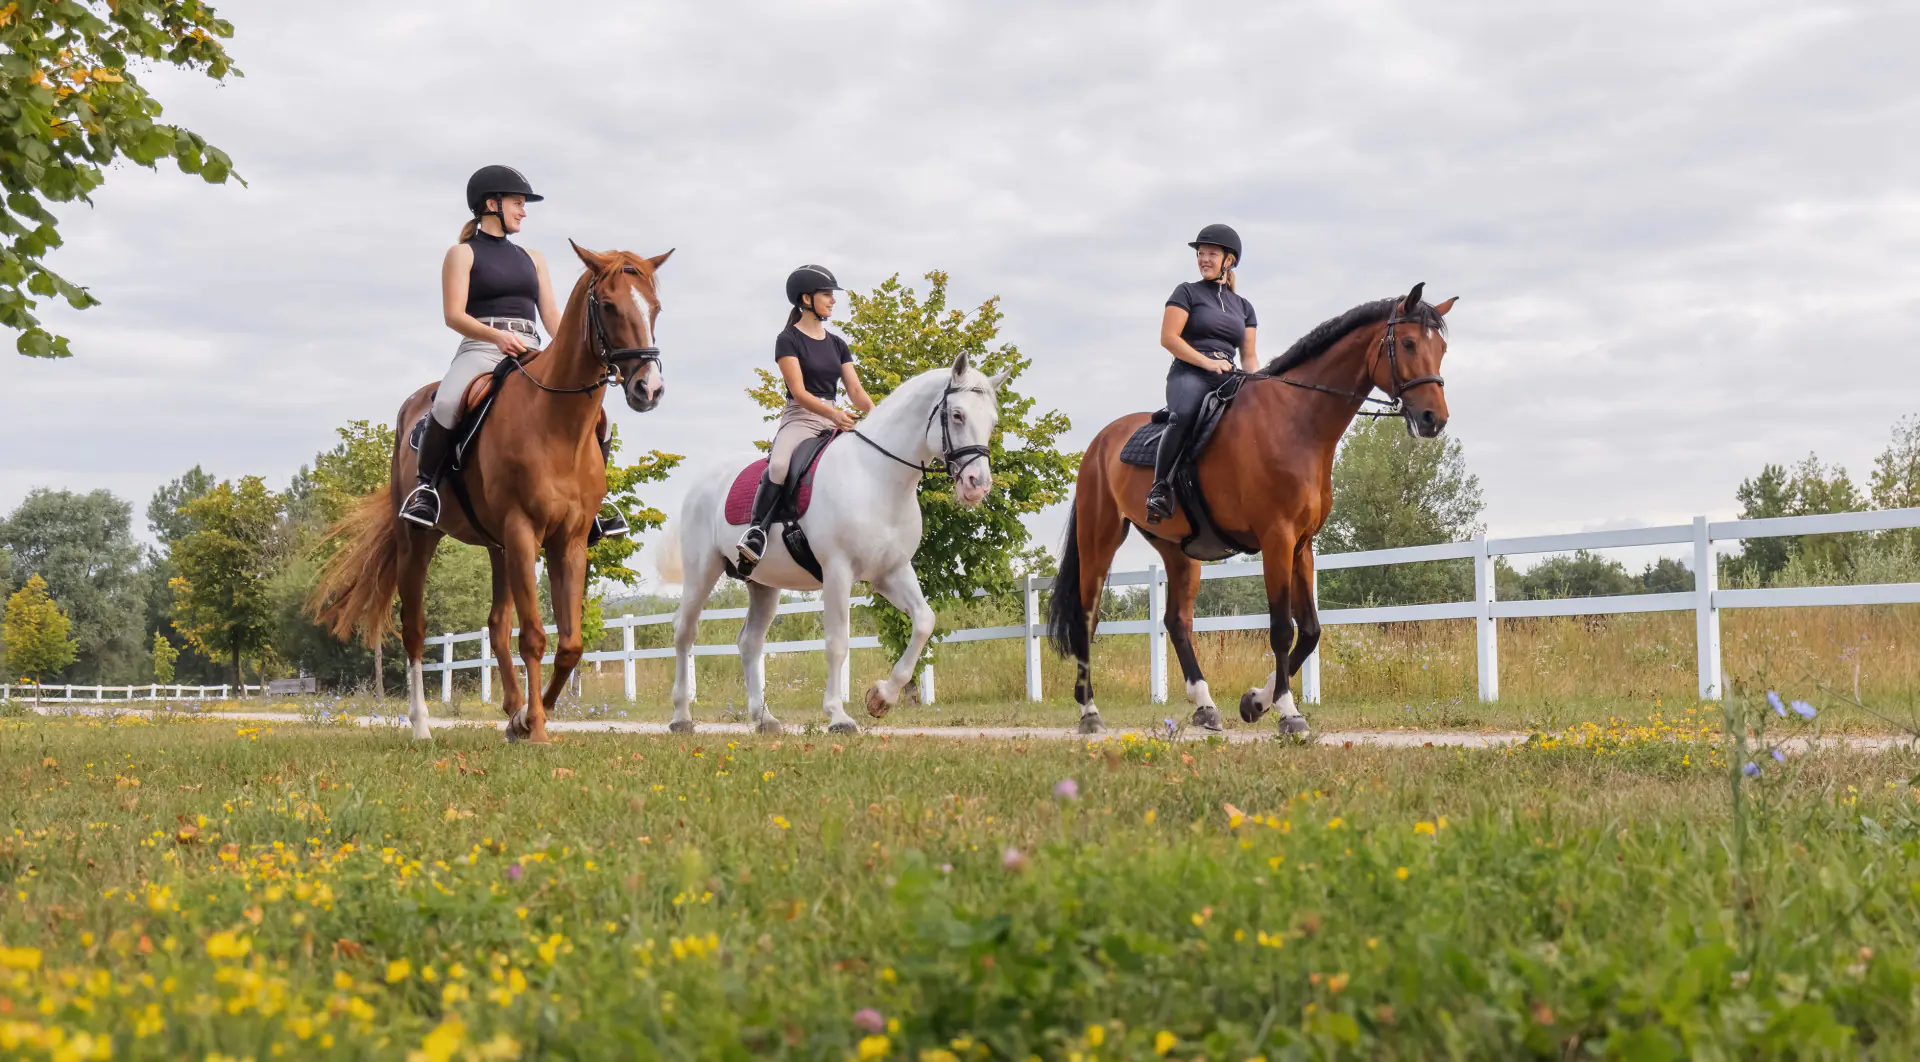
1510,550,1637,600
0,488,144,681
746,271,1077,664
141,465,220,682
1639,556,1693,594
169,476,280,685
150,630,177,683
1316,418,1484,608
4,574,78,690
1871,415,1920,554
591,426,681,588
3,0,240,358
1725,454,1863,586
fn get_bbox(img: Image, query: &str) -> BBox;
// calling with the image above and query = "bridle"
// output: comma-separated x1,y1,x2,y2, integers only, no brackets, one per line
506,267,661,396
1267,309,1445,419
850,383,994,477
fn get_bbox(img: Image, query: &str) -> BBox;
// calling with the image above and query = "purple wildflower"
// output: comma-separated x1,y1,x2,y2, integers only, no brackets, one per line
1772,748,1787,763
853,1008,886,1034
1002,846,1027,872
1053,778,1079,801
1791,700,1816,719
1767,691,1786,717
1742,761,1761,777
506,864,523,882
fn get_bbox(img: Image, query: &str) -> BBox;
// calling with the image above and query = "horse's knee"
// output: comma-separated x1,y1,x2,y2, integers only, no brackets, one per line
910,606,935,641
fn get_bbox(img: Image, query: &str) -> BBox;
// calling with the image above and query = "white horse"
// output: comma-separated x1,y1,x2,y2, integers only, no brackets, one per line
654,353,1006,734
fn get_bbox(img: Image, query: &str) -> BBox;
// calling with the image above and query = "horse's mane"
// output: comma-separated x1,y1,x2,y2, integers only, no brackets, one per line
1257,297,1448,377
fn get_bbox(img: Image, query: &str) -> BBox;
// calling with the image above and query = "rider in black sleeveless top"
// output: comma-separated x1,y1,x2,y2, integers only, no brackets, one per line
1147,224,1259,523
463,229,539,321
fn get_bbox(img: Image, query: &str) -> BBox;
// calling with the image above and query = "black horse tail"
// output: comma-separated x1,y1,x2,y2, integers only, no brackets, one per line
1046,507,1090,662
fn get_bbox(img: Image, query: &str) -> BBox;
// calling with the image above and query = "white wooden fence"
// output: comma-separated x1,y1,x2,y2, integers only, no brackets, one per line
411,506,1920,706
0,683,255,704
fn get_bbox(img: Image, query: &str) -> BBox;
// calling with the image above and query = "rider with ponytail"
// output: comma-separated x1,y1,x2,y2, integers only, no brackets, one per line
736,265,876,564
1146,223,1258,523
402,165,626,542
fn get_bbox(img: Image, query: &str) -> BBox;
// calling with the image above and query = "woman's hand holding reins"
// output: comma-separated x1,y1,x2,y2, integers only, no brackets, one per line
493,328,532,356
830,408,859,432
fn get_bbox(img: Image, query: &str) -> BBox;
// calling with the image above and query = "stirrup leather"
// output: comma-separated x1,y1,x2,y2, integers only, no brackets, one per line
399,484,441,528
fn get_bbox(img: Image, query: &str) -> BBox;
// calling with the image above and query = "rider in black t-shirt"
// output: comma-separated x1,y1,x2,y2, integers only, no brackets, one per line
736,265,877,565
1146,224,1259,523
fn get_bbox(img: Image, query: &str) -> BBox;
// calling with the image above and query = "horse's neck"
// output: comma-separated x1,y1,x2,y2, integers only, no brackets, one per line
859,375,941,463
512,284,604,429
1276,323,1384,452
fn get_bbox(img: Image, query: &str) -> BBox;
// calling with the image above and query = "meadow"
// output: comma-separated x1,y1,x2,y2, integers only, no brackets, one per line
2,701,1917,1059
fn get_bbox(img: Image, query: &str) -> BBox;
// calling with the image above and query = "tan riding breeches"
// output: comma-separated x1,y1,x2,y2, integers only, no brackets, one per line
768,402,836,484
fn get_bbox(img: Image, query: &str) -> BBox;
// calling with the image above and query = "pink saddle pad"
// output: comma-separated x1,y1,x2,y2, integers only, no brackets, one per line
723,454,823,526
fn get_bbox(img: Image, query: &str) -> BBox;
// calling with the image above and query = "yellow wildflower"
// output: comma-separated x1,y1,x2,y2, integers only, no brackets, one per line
386,958,412,983
1155,1029,1177,1055
858,1034,891,1060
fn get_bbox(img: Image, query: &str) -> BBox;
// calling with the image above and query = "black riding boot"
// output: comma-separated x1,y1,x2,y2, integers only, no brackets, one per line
587,432,629,548
399,420,455,528
1145,413,1190,524
735,473,780,567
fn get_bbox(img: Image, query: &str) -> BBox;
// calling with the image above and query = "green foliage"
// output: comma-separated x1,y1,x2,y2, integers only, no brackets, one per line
1724,456,1862,585
591,426,680,588
287,419,393,528
1,0,240,357
0,487,144,681
747,271,1077,664
1316,418,1483,608
149,629,177,683
169,476,281,684
146,465,215,544
3,572,76,681
1639,556,1693,594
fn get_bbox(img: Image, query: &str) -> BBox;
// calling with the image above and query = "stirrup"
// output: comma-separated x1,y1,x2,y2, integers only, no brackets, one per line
399,484,441,528
1145,483,1175,525
588,511,629,548
737,526,768,564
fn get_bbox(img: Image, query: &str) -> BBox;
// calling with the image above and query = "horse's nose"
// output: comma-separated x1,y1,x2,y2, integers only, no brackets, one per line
1419,408,1446,436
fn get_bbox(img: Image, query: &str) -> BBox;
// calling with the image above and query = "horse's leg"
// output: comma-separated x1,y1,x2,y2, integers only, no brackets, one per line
669,548,722,734
486,549,525,734
1286,543,1321,685
501,525,550,743
739,581,783,735
1148,540,1219,732
864,564,935,720
1238,535,1310,738
397,528,440,741
1069,479,1132,736
538,533,587,718
820,562,861,735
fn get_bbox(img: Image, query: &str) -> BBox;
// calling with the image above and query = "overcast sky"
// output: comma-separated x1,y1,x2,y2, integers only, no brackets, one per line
4,0,1916,583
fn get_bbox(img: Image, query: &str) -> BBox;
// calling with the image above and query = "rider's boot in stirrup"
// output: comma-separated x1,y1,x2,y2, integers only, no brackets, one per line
1145,420,1183,525
400,419,455,528
736,473,779,565
587,431,629,548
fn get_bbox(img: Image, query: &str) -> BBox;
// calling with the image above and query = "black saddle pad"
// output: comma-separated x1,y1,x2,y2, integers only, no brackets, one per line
1118,374,1243,469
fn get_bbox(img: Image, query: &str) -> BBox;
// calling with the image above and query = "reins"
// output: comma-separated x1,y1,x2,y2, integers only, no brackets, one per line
502,269,662,395
849,382,994,476
1258,309,1444,418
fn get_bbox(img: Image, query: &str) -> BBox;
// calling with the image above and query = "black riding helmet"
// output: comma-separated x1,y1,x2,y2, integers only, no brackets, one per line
785,264,844,308
1188,223,1242,265
466,165,544,218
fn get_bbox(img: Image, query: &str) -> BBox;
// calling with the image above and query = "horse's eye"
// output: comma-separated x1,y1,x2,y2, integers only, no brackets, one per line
952,410,966,423
1401,338,1415,352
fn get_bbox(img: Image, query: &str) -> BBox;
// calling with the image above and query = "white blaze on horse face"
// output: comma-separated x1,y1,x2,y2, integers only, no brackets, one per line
626,285,664,402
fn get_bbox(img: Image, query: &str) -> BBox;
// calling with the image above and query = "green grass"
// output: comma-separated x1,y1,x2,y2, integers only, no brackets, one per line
3,712,1918,1059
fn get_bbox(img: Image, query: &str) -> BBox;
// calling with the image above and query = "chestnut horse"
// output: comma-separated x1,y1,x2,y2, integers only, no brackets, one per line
1047,283,1456,737
310,243,671,743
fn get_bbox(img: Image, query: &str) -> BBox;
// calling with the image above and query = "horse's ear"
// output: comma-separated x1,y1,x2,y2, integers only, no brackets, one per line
989,369,1012,392
1401,282,1426,313
647,249,675,272
570,240,606,271
1433,296,1458,316
950,351,971,377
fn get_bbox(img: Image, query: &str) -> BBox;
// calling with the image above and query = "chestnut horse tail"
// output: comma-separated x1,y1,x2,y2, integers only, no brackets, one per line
1046,507,1090,662
307,491,401,649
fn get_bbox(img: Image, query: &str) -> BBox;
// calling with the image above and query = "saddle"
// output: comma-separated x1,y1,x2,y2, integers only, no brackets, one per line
1118,372,1259,561
721,431,838,582
408,355,607,546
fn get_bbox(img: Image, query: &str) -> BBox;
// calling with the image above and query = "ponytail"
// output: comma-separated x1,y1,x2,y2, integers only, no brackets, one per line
457,217,478,242
1221,253,1238,292
786,306,803,327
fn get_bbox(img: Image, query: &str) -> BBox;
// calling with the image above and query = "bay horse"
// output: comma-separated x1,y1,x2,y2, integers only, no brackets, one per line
310,242,671,742
655,354,1006,735
1047,283,1456,736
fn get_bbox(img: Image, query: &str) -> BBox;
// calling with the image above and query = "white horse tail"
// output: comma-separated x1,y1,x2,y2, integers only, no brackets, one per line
653,517,685,585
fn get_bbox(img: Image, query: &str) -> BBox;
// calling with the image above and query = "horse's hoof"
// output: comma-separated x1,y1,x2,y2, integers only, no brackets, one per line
864,686,892,719
668,719,696,734
1191,705,1225,732
829,720,861,736
756,718,784,736
1277,715,1311,739
1239,689,1270,724
1076,714,1106,736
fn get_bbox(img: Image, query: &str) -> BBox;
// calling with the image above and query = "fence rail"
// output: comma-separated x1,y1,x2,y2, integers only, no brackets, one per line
1,683,254,704
409,506,1920,707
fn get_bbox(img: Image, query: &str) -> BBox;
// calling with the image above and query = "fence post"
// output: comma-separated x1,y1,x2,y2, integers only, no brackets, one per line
1024,574,1043,701
1147,562,1167,704
481,635,492,704
918,664,936,705
1694,515,1722,700
622,622,637,701
1475,535,1500,701
441,635,454,703
1302,566,1322,703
